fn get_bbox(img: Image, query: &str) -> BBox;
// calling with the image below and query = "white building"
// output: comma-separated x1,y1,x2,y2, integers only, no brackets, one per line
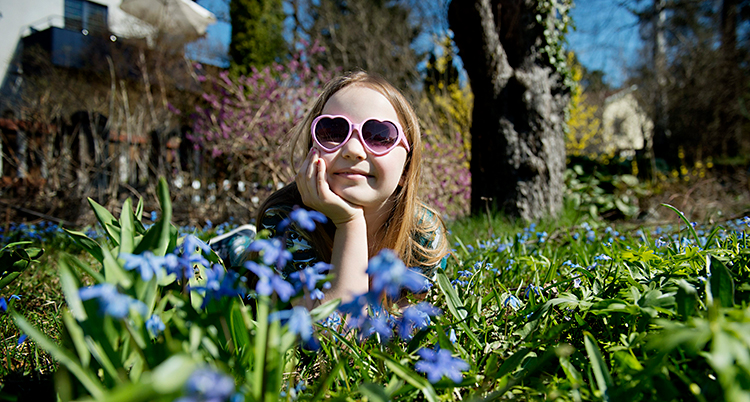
0,0,157,95
601,85,654,158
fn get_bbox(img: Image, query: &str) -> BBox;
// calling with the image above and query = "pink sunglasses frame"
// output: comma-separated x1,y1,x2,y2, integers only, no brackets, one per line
311,114,410,156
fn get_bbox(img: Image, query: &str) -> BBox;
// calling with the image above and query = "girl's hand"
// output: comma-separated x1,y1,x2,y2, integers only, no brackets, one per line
296,148,364,227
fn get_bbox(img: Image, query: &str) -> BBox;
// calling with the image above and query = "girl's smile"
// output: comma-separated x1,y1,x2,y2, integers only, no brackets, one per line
316,85,409,214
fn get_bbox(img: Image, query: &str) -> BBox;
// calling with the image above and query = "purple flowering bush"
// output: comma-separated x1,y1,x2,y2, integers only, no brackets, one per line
187,42,335,198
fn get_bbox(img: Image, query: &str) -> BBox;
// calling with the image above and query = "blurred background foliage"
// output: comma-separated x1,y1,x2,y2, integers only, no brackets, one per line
0,0,748,227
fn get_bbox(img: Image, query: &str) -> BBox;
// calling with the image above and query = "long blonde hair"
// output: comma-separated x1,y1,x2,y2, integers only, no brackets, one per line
257,71,448,268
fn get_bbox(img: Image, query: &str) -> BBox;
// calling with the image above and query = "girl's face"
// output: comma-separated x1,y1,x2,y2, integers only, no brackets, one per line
316,85,409,213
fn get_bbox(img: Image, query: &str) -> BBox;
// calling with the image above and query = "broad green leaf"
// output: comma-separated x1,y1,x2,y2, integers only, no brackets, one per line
88,197,121,245
62,310,90,367
310,298,341,323
67,254,107,284
64,229,104,263
492,347,532,379
119,198,135,255
359,382,390,402
675,279,697,319
155,178,173,256
101,246,132,288
150,354,197,393
708,255,734,308
13,312,105,399
436,272,481,348
229,303,252,363
584,332,613,401
58,258,87,321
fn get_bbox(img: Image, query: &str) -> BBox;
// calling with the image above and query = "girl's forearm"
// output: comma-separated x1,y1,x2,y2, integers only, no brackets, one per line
324,216,369,304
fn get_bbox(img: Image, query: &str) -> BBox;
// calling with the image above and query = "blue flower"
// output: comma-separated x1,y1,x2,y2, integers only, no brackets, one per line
271,306,314,342
338,296,369,330
244,261,295,302
367,249,427,297
177,367,235,402
286,207,328,232
17,334,28,345
398,302,441,340
415,347,470,384
79,284,148,319
191,265,246,308
502,294,522,311
525,284,543,298
366,313,394,343
167,236,211,280
248,238,292,269
150,211,157,221
448,328,457,344
0,295,20,313
288,262,331,293
120,251,168,281
146,314,165,337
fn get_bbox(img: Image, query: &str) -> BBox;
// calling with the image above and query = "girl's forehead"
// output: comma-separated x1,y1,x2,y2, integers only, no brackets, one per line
321,85,399,121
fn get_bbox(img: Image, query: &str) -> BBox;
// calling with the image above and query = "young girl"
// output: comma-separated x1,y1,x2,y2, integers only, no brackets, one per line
255,71,449,305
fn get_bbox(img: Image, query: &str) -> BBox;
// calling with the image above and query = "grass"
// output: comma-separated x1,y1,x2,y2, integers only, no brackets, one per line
3,198,750,400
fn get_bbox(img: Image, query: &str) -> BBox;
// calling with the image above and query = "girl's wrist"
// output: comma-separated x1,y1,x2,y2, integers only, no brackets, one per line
331,209,366,228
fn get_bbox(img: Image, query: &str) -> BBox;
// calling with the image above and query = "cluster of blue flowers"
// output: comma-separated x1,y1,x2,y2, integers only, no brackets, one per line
176,367,239,402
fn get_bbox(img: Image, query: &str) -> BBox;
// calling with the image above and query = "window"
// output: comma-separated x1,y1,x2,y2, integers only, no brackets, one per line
64,0,108,34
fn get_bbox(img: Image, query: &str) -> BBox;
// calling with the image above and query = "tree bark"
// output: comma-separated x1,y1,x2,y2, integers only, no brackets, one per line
449,0,569,221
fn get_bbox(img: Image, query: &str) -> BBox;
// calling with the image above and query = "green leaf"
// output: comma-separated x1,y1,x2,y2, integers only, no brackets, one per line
88,197,121,245
661,203,700,246
64,229,104,262
708,255,735,308
359,382,390,402
310,298,341,323
492,348,532,379
584,332,613,401
101,246,132,288
119,198,135,255
62,310,90,367
150,354,197,394
675,279,697,319
374,350,438,402
229,303,252,362
436,272,481,348
12,312,105,399
58,257,87,321
155,178,173,256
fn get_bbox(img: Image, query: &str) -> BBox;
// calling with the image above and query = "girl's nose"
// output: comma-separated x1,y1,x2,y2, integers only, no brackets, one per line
340,130,367,160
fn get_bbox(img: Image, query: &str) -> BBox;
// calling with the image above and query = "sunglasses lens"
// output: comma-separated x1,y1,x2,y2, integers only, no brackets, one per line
362,120,399,152
314,117,350,149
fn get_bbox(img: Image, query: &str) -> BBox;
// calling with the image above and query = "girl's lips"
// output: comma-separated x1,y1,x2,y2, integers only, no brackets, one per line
335,171,372,179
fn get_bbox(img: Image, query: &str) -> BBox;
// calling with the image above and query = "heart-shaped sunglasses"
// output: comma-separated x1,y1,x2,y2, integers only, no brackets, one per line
311,114,410,156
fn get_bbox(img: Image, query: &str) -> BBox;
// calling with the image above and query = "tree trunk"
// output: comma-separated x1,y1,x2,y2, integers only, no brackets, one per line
448,0,569,221
718,0,740,155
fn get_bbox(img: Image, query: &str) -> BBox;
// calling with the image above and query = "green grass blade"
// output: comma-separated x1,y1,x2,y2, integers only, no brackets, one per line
374,351,438,402
436,272,482,348
12,312,105,399
584,331,613,401
661,204,700,246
